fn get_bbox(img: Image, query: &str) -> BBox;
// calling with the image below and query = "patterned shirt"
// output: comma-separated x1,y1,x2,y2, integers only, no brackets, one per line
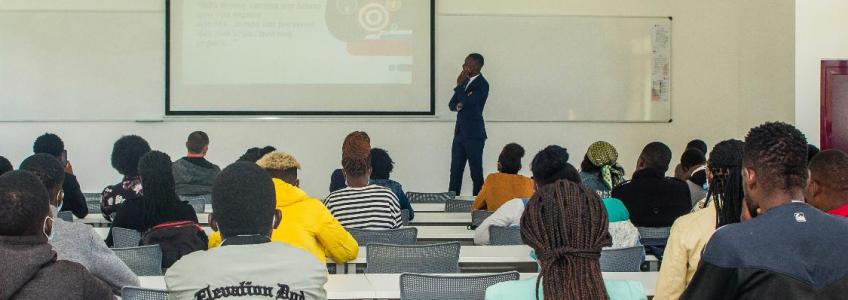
323,185,402,230
100,176,142,221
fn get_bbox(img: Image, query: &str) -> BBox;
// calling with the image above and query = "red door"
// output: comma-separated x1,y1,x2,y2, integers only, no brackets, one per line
821,60,848,151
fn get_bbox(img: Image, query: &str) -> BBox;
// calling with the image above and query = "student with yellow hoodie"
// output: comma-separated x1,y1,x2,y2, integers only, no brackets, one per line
207,151,358,264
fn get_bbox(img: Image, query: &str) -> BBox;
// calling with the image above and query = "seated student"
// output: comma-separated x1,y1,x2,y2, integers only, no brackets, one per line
101,135,150,221
369,148,414,220
485,179,647,300
472,143,534,212
324,132,402,229
172,131,221,196
166,162,327,300
679,148,708,206
329,169,346,193
20,154,138,294
612,142,691,228
33,133,88,218
107,151,199,247
682,122,848,299
602,197,641,250
208,151,358,264
474,145,576,245
674,139,708,180
655,139,745,300
806,149,848,217
0,155,12,175
580,141,626,195
0,171,113,299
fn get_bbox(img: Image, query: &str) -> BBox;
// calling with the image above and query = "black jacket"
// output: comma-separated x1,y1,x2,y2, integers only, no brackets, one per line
61,173,88,218
682,202,848,299
611,168,691,227
0,235,112,299
449,75,489,140
105,197,198,247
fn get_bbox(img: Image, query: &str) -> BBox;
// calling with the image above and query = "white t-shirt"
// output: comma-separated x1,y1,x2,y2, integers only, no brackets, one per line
165,241,327,300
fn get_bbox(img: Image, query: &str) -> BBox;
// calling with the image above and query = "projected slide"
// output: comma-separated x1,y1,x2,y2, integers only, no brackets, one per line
167,0,433,114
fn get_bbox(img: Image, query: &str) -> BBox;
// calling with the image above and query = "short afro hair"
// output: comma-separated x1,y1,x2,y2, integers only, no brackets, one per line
257,151,301,171
212,162,276,238
0,156,12,176
110,135,151,177
686,139,708,155
0,171,50,236
369,148,394,180
809,149,848,192
19,154,66,191
498,143,525,174
743,122,808,192
531,145,576,185
639,142,672,172
186,131,210,154
680,148,706,169
33,133,64,157
467,53,484,67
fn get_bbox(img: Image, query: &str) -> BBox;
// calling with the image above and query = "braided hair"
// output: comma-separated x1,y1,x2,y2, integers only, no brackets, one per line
705,139,744,227
341,131,371,177
137,151,181,229
520,180,611,299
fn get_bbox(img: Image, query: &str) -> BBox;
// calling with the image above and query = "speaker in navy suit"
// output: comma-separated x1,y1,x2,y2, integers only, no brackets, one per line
448,53,488,196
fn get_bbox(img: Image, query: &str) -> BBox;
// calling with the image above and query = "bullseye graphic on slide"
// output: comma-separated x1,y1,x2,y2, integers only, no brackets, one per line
358,3,390,32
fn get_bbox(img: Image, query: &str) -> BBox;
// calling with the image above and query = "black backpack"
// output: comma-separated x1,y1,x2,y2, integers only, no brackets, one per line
141,220,208,268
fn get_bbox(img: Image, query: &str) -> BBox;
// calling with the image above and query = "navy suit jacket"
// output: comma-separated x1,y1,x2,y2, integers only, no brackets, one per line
449,74,489,139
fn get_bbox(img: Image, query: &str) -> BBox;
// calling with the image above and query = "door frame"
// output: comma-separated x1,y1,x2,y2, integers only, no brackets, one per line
820,60,848,149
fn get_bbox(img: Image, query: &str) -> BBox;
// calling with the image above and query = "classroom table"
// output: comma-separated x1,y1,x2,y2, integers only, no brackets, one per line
410,203,445,212
138,275,377,299
408,212,470,226
79,213,211,227
413,226,475,243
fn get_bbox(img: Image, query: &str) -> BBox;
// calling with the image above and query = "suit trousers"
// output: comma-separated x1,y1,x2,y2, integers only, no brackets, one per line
449,136,485,196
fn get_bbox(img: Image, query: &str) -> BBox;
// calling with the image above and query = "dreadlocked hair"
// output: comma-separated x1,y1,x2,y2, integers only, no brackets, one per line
342,131,371,177
705,139,745,228
137,151,181,228
520,179,611,300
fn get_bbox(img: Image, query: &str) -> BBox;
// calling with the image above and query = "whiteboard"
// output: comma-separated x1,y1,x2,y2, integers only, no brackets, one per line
0,6,163,121
437,15,672,122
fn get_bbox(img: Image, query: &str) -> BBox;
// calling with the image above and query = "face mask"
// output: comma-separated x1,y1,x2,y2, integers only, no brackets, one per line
43,216,54,240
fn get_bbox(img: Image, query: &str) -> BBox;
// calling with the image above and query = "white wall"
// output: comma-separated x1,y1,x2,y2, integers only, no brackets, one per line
0,0,795,198
795,0,848,146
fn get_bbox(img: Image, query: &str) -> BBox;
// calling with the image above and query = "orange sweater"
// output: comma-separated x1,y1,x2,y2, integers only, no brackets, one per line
472,173,535,211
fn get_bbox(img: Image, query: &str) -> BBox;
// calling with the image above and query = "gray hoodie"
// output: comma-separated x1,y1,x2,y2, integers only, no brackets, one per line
172,157,220,196
50,217,140,294
0,235,114,299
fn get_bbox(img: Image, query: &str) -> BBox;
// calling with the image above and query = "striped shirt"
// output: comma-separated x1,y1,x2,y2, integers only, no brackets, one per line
323,185,402,230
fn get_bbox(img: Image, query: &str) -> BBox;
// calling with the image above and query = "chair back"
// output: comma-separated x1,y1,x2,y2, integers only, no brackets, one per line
348,228,417,246
400,209,411,226
57,211,74,222
179,194,211,213
112,227,142,248
444,199,473,212
637,227,671,239
470,210,493,229
113,245,164,276
122,286,167,300
365,242,461,273
400,272,520,300
489,226,523,245
406,191,455,203
599,246,646,272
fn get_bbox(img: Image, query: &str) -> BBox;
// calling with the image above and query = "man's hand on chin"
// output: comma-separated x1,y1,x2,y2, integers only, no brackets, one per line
456,102,464,111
